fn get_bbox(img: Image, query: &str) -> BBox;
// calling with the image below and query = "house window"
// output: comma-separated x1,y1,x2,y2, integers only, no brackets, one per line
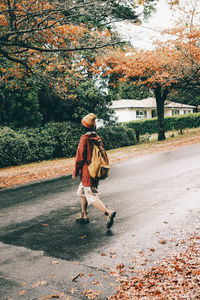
172,110,180,115
184,110,191,114
152,109,157,118
136,110,147,119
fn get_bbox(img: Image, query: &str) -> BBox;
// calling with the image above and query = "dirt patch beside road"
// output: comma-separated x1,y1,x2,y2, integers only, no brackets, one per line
1,130,200,189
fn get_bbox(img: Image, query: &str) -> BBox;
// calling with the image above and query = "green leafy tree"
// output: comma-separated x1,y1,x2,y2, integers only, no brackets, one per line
70,80,114,124
37,79,114,125
38,85,75,124
0,0,156,128
168,87,200,111
2,82,42,128
0,0,155,70
0,57,42,127
108,81,152,100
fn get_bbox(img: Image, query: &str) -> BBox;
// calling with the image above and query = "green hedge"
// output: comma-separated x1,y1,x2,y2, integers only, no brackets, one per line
20,122,81,159
125,113,200,135
97,125,136,150
0,127,31,167
0,123,137,168
1,114,199,168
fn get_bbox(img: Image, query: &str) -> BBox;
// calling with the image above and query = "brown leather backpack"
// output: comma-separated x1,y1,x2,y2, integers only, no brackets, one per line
88,140,110,180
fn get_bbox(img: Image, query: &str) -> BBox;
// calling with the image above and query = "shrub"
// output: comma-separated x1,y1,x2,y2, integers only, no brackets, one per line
125,113,200,135
125,117,158,135
0,123,137,168
43,122,82,158
4,112,199,168
97,125,137,150
0,127,30,167
18,127,57,162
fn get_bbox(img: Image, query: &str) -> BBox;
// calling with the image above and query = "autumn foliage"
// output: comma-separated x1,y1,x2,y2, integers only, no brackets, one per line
95,23,200,140
0,0,118,97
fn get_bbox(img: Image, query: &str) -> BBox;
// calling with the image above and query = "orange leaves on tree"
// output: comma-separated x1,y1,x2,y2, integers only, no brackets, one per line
55,24,88,40
98,26,200,91
0,0,116,101
0,14,8,26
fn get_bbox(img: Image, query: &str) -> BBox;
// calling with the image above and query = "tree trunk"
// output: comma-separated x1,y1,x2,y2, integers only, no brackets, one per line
0,96,4,126
156,96,165,141
154,86,169,141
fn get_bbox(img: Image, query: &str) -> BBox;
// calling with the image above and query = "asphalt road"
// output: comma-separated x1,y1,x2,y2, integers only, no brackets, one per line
1,143,200,299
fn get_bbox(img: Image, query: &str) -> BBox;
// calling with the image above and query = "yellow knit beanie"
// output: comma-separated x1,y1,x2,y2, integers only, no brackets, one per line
81,113,97,129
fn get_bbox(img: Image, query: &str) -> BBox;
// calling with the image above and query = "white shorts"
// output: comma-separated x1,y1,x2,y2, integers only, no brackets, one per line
77,182,100,205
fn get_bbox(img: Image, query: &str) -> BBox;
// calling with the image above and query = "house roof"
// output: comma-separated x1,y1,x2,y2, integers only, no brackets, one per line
110,98,196,109
165,101,196,108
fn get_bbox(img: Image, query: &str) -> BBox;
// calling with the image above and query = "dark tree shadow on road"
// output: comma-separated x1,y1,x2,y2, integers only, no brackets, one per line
0,206,117,261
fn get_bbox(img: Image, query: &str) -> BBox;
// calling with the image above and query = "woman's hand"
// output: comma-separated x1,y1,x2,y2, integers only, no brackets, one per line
72,174,76,180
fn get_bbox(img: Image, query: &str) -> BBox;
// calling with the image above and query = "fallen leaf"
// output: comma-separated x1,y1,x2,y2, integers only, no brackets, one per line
32,281,47,288
110,270,116,275
154,231,160,236
80,235,87,239
82,288,101,299
116,263,124,269
18,290,26,296
140,259,148,266
92,280,102,286
171,238,177,242
102,264,110,269
68,288,77,295
52,260,60,264
100,252,107,256
159,239,167,244
20,282,27,287
38,292,66,299
150,248,156,252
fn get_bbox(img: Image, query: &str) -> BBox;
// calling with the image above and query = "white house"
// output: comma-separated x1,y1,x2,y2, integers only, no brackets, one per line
110,98,196,122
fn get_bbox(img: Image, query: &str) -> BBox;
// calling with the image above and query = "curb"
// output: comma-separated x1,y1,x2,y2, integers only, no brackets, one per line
0,173,73,192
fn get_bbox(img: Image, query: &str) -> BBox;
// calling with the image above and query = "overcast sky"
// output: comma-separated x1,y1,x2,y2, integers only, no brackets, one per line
115,0,174,49
117,0,200,49
147,0,173,28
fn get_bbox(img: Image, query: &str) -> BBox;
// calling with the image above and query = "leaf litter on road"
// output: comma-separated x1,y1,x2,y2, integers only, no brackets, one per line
108,234,200,299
